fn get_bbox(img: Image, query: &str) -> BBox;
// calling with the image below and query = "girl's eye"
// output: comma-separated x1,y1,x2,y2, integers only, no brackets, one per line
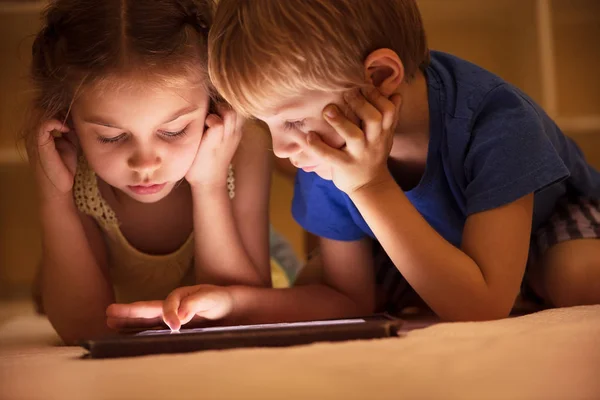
283,119,306,132
97,133,126,144
159,128,188,139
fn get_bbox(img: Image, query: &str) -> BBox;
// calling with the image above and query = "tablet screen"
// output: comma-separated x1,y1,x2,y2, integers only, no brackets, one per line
135,318,368,336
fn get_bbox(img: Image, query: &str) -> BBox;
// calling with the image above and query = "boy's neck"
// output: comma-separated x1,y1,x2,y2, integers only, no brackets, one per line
389,70,430,164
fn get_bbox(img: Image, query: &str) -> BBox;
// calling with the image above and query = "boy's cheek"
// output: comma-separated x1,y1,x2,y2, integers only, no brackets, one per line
313,129,346,150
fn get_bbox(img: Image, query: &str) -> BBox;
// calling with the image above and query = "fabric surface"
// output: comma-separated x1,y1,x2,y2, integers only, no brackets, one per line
1,304,599,400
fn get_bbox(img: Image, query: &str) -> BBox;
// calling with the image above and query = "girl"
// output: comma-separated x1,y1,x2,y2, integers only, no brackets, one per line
26,0,275,344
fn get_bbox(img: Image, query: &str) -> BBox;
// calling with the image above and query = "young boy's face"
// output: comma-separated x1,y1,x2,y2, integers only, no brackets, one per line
257,90,358,180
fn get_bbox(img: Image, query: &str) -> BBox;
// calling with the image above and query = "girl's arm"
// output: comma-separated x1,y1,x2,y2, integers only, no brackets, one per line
189,118,271,286
107,235,376,330
224,235,376,325
33,120,114,344
40,199,115,344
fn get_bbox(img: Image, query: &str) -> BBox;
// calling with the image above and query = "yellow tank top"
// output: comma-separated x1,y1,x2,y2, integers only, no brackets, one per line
72,157,291,303
73,157,200,303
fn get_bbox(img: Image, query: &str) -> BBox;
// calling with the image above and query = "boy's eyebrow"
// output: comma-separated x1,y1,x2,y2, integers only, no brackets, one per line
83,105,199,128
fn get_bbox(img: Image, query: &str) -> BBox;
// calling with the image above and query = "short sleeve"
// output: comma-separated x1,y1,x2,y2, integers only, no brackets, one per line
292,171,366,241
464,84,570,215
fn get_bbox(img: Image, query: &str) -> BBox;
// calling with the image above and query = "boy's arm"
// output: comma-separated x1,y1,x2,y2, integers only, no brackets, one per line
350,180,533,321
308,87,536,321
40,196,115,344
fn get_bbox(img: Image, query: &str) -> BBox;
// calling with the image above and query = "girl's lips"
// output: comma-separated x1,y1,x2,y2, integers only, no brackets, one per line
127,183,167,195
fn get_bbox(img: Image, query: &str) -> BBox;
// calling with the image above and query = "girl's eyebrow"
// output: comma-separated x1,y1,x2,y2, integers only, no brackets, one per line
163,105,199,123
83,105,199,129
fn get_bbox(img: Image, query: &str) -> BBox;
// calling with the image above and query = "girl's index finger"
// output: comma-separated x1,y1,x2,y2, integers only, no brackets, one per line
163,290,187,331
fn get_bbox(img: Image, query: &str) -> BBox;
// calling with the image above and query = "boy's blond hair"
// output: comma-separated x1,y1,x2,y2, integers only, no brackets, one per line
209,0,429,117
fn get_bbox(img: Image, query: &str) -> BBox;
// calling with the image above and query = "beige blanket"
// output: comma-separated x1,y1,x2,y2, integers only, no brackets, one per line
1,305,599,400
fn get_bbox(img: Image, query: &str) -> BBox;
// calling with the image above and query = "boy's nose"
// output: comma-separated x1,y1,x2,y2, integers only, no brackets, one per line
272,135,303,159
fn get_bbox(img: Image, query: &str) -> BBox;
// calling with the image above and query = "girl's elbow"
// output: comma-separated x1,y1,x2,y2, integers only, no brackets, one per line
452,303,512,322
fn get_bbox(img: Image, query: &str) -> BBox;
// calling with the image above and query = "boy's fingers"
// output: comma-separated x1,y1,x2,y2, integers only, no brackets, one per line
342,89,383,141
361,87,397,133
323,105,365,151
305,131,347,166
389,94,403,131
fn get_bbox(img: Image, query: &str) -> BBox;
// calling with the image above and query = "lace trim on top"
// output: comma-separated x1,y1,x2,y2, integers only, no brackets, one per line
73,157,236,228
73,156,118,229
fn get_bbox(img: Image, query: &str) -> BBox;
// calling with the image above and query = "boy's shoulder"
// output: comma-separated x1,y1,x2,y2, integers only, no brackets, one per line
428,51,535,122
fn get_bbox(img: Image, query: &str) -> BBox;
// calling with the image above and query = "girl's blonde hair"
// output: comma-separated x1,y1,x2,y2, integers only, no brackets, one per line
209,0,430,117
24,0,215,158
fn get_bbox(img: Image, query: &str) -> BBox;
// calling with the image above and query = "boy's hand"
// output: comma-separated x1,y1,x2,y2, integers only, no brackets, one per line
307,88,402,195
185,105,243,189
106,285,234,331
33,119,79,200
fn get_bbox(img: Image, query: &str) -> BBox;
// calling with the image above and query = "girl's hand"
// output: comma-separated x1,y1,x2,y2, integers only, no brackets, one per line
185,105,243,189
307,88,402,195
106,300,167,330
162,285,234,331
32,119,79,200
106,285,234,331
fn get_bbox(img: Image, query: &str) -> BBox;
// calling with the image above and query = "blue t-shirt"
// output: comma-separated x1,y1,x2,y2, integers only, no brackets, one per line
292,51,600,247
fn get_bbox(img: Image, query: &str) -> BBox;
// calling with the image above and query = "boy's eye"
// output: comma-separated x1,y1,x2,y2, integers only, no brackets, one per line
283,119,306,132
97,133,126,144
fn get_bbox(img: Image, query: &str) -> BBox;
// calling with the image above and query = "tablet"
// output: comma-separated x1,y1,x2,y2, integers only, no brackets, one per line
80,316,403,359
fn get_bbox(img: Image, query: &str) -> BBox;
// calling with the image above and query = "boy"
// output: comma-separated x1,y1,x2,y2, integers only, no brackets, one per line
108,0,600,329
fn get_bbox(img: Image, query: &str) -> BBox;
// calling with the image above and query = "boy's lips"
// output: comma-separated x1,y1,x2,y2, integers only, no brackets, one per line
127,183,167,195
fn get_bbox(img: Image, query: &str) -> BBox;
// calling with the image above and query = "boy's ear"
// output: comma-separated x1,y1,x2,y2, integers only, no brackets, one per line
364,49,404,97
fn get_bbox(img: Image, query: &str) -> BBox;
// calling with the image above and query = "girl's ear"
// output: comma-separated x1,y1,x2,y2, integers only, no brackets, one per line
64,116,80,151
364,49,405,97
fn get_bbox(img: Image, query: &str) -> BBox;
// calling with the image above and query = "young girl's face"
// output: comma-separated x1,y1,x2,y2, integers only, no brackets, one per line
71,78,210,203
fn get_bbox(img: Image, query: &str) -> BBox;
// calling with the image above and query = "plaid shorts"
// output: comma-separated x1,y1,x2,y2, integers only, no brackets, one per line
529,196,600,265
374,195,600,313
